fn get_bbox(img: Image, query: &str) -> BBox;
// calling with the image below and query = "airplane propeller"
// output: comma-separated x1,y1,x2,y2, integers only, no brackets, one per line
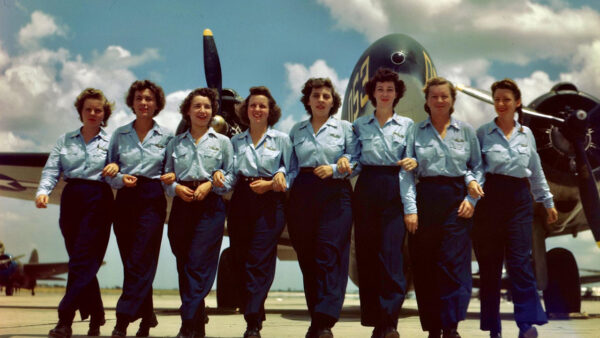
457,85,600,247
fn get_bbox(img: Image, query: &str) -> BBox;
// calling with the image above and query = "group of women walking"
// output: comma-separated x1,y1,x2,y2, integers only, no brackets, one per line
36,68,557,338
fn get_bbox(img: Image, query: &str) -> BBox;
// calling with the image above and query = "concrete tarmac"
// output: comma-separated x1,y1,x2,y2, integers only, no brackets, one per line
1,288,599,337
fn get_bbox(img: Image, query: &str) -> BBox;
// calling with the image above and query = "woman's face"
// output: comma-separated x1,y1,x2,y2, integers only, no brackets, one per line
133,88,157,119
373,81,397,110
493,88,521,118
81,98,105,129
309,86,334,119
188,95,213,128
248,95,270,127
426,84,453,117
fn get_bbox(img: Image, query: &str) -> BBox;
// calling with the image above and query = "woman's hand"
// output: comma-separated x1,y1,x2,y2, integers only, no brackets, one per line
160,172,176,185
194,181,212,201
336,157,352,175
397,158,417,171
35,194,49,208
314,165,333,179
102,163,119,177
122,174,138,187
467,180,485,200
250,179,273,194
457,199,475,218
272,172,287,192
175,184,195,202
405,213,418,234
213,171,225,188
546,207,558,224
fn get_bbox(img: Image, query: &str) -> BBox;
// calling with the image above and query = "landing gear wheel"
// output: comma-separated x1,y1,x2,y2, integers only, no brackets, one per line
216,247,242,310
543,247,581,315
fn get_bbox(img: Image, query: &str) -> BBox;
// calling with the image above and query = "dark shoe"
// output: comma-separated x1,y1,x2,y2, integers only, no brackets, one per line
489,331,502,338
88,317,105,336
428,329,441,338
176,326,194,338
442,329,461,338
49,323,72,338
243,327,261,338
136,313,159,337
306,326,316,338
315,328,334,338
518,327,538,338
382,326,399,338
111,328,127,338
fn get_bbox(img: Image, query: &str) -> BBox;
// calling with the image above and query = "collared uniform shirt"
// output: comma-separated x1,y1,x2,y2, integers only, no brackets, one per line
106,120,173,189
231,127,295,188
37,128,111,197
289,116,358,180
477,120,554,208
164,127,234,196
352,112,417,214
409,116,484,206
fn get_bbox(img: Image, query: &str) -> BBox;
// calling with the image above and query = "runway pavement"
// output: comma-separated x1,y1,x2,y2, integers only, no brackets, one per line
1,288,599,337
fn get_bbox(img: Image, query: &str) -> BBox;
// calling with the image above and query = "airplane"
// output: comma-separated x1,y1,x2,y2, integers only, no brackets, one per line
1,29,599,316
0,241,69,296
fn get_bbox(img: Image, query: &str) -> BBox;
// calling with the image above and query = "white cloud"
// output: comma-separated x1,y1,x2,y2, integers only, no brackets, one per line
18,11,66,49
155,90,189,134
0,42,9,69
92,46,160,69
0,131,37,152
274,114,300,134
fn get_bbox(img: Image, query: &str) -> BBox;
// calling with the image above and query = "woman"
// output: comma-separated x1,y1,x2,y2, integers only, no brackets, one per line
287,78,357,338
352,68,417,338
36,88,117,338
163,87,234,338
407,76,484,338
473,78,558,338
224,86,292,338
106,80,172,338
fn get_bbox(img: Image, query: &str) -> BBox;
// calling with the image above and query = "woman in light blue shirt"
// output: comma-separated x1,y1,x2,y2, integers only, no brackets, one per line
106,80,172,338
162,87,234,338
288,78,358,338
223,86,292,338
352,68,417,338
407,77,483,338
36,88,117,338
473,79,558,338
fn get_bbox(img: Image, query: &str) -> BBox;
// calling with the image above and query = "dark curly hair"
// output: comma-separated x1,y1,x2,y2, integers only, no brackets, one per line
73,88,114,127
300,78,341,116
491,78,523,130
125,80,166,116
236,86,281,127
422,76,457,115
365,68,406,108
179,88,219,125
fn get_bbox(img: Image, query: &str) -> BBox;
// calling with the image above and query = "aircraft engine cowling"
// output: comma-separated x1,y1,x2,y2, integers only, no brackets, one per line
524,84,600,207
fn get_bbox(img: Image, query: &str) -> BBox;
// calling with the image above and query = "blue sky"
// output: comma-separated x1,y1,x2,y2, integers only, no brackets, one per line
1,0,600,291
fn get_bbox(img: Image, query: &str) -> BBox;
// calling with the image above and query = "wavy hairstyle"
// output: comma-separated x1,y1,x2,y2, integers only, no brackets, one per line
365,67,406,108
422,76,457,115
236,86,281,126
125,79,166,116
73,88,114,127
300,78,342,116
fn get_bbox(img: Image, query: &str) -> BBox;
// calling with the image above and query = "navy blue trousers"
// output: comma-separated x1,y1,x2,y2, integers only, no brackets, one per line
354,166,406,328
168,192,225,321
113,179,166,320
288,173,353,328
473,174,547,333
228,181,285,327
57,179,113,324
408,176,472,331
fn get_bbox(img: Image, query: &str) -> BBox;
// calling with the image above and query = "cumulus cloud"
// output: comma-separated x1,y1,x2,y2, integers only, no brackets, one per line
18,11,66,49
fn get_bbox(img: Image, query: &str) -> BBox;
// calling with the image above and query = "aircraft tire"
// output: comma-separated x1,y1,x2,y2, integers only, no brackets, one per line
543,247,581,315
216,247,241,310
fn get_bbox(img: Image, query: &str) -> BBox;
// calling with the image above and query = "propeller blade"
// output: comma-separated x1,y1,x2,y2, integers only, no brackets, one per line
563,106,600,247
456,84,564,124
203,28,222,115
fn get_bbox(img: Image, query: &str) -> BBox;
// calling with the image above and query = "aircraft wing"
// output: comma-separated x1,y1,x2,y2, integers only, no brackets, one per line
23,262,69,279
0,153,64,205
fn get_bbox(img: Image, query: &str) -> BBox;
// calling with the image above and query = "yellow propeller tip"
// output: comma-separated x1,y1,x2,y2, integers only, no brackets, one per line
203,29,213,36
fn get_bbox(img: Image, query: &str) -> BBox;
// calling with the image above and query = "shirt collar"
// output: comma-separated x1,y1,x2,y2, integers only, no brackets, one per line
368,112,403,126
69,127,109,141
420,116,460,129
488,119,525,135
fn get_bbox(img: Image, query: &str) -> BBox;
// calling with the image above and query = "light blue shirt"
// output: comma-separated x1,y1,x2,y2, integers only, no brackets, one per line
37,128,110,197
477,120,554,208
231,127,295,188
289,116,358,180
410,116,484,206
352,112,417,214
106,120,173,189
164,127,234,196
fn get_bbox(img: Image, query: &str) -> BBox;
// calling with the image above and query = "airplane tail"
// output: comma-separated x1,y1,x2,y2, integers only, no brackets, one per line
29,249,38,264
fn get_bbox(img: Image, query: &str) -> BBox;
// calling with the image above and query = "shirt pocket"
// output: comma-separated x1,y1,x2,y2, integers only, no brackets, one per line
390,132,407,156
482,144,508,166
514,143,531,167
323,132,344,158
90,146,109,168
414,140,437,162
358,134,381,159
172,147,190,174
201,146,223,172
448,139,468,162
261,147,281,172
